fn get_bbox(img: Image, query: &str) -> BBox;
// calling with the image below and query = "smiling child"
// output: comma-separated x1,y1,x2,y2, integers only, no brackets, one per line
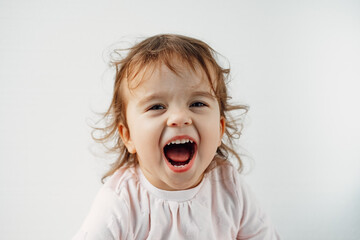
73,34,280,239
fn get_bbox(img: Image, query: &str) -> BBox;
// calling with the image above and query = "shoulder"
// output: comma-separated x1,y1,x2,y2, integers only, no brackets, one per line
104,166,139,196
205,161,242,190
92,166,139,215
73,167,138,240
206,162,255,199
207,165,282,240
201,162,243,212
206,162,265,216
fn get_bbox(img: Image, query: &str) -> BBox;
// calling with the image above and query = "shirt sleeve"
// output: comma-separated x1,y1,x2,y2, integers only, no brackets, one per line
72,186,130,240
235,175,281,240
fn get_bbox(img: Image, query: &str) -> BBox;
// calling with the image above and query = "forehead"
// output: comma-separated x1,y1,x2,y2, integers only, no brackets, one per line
125,60,215,95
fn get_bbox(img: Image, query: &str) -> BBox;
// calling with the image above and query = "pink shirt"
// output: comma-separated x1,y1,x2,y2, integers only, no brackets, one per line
73,163,280,239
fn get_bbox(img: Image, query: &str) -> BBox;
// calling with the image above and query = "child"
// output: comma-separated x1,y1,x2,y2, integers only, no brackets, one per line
73,34,280,239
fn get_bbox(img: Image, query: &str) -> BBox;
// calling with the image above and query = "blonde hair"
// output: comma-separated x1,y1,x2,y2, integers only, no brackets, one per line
94,34,248,183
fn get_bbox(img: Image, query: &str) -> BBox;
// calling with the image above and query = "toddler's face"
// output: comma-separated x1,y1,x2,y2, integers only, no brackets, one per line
119,62,225,191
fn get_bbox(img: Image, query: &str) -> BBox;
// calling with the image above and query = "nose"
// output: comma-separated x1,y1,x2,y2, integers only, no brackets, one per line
167,109,192,127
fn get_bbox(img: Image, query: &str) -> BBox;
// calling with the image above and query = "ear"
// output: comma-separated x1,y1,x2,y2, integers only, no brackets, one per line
218,117,226,147
118,123,136,154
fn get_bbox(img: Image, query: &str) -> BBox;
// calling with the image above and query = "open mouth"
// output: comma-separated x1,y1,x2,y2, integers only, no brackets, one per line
163,139,196,169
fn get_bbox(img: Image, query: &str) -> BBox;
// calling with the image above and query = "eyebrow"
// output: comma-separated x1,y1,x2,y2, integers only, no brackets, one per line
137,93,166,107
190,91,216,100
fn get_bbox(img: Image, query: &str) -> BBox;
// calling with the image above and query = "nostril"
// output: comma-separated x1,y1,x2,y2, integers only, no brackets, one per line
168,120,191,127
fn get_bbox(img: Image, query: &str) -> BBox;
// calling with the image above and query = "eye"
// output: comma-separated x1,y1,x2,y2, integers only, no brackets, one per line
190,101,207,107
148,104,166,111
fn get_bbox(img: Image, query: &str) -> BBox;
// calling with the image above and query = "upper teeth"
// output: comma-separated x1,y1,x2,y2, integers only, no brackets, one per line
167,139,193,145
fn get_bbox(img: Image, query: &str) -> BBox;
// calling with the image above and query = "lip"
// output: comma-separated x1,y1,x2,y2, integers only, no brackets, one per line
163,135,197,173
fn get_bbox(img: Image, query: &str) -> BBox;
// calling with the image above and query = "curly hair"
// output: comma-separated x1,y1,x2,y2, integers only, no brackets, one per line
93,34,248,183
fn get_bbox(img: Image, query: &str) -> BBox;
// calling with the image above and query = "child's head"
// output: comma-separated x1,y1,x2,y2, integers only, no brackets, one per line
96,34,247,188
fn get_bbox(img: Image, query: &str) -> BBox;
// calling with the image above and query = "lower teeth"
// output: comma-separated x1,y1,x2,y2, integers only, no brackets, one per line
174,164,187,168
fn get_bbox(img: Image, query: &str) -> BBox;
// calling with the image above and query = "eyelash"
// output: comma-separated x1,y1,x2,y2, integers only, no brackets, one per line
148,104,165,111
147,101,207,111
190,101,207,107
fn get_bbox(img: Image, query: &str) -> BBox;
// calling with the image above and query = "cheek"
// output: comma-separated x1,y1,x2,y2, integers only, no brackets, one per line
199,117,222,147
129,118,162,151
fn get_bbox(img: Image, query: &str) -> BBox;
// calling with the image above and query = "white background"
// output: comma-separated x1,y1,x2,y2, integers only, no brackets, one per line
1,0,359,239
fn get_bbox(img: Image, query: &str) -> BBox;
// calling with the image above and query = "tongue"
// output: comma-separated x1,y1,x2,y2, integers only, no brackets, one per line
166,145,190,162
